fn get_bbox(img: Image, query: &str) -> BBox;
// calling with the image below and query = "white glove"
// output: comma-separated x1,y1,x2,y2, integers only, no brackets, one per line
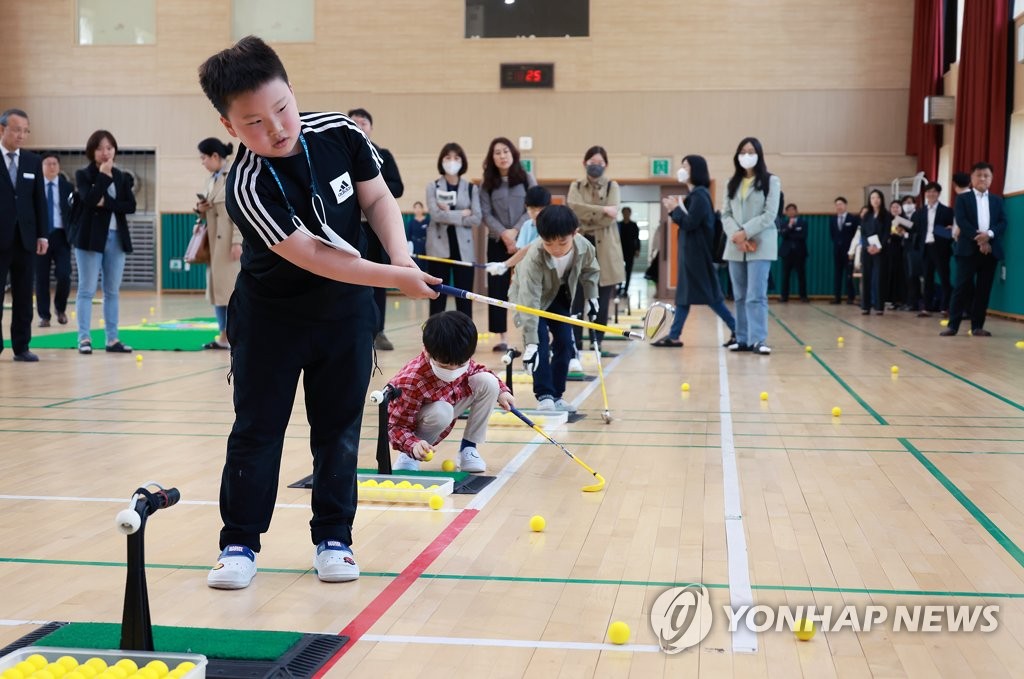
485,262,508,276
521,343,539,373
587,298,600,323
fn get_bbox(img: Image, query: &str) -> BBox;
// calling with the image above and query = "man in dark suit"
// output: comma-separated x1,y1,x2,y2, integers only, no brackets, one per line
830,196,859,304
908,182,954,317
778,202,808,302
941,162,1007,337
0,108,49,362
348,108,404,351
35,154,74,327
617,206,640,296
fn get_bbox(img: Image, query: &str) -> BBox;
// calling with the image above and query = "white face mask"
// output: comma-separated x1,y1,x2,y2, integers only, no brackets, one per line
738,153,758,170
676,168,689,184
902,204,915,216
429,358,469,383
442,160,462,176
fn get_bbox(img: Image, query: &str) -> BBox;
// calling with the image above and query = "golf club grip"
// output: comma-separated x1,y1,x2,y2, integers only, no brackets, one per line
431,284,635,339
509,406,535,428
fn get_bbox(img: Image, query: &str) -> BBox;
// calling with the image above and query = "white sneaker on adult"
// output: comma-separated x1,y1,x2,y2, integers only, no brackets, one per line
207,545,257,590
536,398,556,411
752,343,772,355
458,446,486,473
554,398,578,413
567,358,583,373
393,452,420,471
314,540,360,582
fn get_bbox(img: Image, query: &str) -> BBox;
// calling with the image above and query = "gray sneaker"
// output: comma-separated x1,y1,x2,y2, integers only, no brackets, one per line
536,397,556,411
374,332,394,351
554,398,577,413
458,446,486,473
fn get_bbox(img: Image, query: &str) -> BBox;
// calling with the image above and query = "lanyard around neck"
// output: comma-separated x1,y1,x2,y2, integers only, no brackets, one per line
263,134,327,232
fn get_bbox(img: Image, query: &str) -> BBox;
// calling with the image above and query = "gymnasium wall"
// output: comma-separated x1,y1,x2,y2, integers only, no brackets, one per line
1,0,918,216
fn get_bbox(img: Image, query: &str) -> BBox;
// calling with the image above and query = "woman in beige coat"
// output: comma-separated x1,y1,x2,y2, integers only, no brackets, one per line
567,145,623,346
195,138,242,349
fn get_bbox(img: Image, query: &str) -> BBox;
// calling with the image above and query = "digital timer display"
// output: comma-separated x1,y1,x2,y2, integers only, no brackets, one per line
500,63,554,89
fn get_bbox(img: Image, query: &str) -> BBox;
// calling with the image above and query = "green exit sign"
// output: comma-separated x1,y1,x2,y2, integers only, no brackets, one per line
650,157,672,178
521,158,534,175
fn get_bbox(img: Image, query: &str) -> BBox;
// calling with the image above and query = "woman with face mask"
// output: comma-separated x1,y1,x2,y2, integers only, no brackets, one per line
881,200,907,310
721,137,780,355
859,190,891,315
566,146,623,348
652,155,737,348
425,142,481,318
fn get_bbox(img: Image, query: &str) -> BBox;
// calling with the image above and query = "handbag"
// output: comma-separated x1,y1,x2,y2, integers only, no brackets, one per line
184,221,210,265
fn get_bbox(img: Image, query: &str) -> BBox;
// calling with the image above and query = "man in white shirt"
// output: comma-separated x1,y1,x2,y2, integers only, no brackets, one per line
909,182,954,316
941,163,1008,337
35,154,74,327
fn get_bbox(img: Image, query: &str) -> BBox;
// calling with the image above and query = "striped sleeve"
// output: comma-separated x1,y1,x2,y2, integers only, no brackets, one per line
227,149,295,248
301,112,382,182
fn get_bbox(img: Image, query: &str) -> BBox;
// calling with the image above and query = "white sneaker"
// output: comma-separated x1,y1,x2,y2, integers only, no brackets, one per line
207,545,257,590
554,398,578,413
314,540,360,582
752,343,772,355
568,358,583,373
394,452,420,471
458,446,486,473
536,398,556,411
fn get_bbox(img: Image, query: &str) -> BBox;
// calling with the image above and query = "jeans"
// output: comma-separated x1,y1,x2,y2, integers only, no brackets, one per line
532,296,574,402
214,304,227,333
75,230,126,345
728,259,771,346
668,300,736,340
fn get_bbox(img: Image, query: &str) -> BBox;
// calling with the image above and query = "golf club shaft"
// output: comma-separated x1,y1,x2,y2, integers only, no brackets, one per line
594,344,610,413
509,407,605,483
432,284,642,340
413,254,485,269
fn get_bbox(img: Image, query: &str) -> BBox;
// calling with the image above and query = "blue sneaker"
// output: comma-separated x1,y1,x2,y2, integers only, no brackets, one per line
207,544,257,590
314,540,359,582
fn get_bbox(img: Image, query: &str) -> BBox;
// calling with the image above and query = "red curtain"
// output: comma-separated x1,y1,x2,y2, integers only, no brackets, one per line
905,0,944,182
952,0,1011,192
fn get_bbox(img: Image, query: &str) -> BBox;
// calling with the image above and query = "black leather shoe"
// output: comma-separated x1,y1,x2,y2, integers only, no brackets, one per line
13,351,39,362
57,312,68,324
971,329,992,337
939,329,957,336
105,341,133,353
38,318,51,328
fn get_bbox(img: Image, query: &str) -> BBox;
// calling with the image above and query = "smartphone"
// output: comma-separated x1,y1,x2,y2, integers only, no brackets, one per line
196,193,206,201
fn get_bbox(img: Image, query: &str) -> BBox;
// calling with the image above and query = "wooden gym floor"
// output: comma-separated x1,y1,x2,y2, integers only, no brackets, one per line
2,287,1024,678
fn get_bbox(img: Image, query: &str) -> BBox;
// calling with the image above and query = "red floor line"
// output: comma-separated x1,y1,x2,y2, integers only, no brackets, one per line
313,508,480,677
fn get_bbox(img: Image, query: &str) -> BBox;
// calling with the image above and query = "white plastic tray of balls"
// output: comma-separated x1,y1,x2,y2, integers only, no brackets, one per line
0,646,207,679
356,474,454,504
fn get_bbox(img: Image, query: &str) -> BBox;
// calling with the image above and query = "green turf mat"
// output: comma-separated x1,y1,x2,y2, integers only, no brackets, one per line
37,622,301,661
7,319,223,352
358,467,469,481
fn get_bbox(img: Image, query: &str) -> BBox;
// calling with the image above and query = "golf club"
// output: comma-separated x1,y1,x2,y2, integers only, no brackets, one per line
508,406,606,492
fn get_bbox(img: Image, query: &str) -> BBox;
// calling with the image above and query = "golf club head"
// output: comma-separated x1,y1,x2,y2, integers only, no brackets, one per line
642,302,675,343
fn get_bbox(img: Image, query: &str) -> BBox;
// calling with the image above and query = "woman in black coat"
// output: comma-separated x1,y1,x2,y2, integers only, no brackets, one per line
653,155,737,347
859,189,891,315
73,129,136,354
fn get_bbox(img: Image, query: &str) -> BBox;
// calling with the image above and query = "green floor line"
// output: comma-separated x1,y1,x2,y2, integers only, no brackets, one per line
812,306,897,347
44,367,227,408
902,349,1024,413
899,438,1024,571
1,556,1021,599
771,312,888,425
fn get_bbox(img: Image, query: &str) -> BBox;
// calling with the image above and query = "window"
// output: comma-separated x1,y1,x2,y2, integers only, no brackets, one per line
465,0,588,39
77,0,155,46
233,0,315,42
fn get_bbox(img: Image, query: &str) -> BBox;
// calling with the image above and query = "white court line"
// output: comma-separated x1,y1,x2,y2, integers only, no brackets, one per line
0,619,50,626
0,495,460,513
361,633,660,653
717,324,757,653
466,342,635,511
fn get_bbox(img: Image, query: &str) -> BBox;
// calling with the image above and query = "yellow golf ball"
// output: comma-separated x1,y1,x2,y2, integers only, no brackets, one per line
15,663,35,677
607,620,631,645
362,479,378,487
171,665,194,676
795,618,816,641
428,494,444,510
837,336,844,343
680,382,690,392
77,668,96,679
760,391,769,401
379,480,395,488
48,664,67,679
141,318,147,325
34,671,55,679
424,450,434,462
57,659,78,673
393,301,400,309
832,406,841,417
144,661,168,678
940,319,949,327
149,307,155,315
396,480,412,489
891,365,899,374
3,668,25,679
1015,340,1024,349
27,657,48,672
135,354,143,362
529,515,546,532
441,459,456,472
805,345,812,353
114,662,137,676
84,660,107,674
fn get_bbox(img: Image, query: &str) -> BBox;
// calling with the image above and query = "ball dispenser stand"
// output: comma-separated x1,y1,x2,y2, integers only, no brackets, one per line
114,483,181,651
369,384,403,474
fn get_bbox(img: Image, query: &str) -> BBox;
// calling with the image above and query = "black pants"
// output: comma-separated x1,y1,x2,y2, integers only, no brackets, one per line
427,259,474,318
218,290,374,551
880,239,904,306
363,224,389,334
0,231,35,355
860,252,883,311
780,254,807,301
832,250,855,302
946,252,998,333
572,283,616,347
486,238,511,333
35,231,71,320
923,240,952,312
620,254,634,294
904,246,924,311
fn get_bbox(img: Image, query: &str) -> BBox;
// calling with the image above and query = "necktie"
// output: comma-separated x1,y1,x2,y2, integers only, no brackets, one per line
7,152,16,186
47,181,56,232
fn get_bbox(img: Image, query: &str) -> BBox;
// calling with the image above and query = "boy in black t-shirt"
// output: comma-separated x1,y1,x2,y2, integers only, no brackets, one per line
198,36,439,590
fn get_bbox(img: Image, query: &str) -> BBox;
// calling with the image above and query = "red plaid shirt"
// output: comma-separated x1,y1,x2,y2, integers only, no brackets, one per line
387,351,510,453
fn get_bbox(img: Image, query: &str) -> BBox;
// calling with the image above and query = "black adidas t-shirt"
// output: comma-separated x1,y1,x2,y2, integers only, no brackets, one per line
225,112,382,318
